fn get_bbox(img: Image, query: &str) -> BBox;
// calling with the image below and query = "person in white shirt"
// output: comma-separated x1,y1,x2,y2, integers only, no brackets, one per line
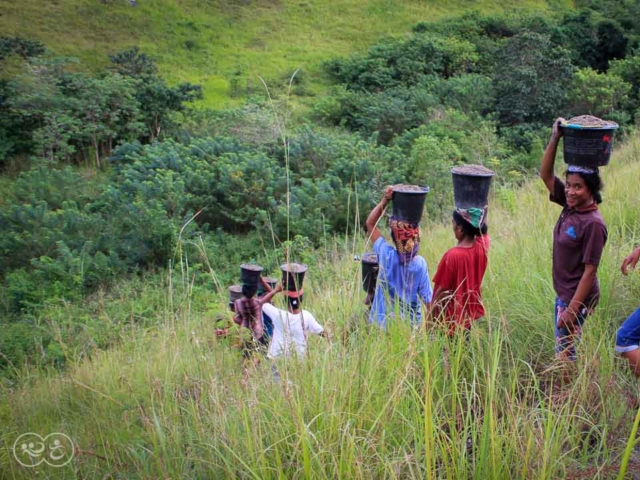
260,283,325,359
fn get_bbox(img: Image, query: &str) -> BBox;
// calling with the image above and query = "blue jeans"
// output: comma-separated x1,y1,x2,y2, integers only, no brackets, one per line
616,307,640,354
554,297,587,361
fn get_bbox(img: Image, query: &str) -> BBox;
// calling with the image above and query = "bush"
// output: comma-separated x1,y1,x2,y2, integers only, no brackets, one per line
408,134,461,221
425,74,495,116
610,54,640,121
325,33,478,92
314,86,438,144
393,109,507,165
567,67,631,121
0,320,49,371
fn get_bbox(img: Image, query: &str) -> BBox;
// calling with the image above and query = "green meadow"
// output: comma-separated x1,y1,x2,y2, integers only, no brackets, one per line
2,134,640,478
0,0,567,107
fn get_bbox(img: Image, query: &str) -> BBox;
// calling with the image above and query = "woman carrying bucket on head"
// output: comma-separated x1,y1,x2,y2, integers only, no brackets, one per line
259,264,326,383
540,117,609,361
365,185,432,328
232,264,274,358
429,165,492,335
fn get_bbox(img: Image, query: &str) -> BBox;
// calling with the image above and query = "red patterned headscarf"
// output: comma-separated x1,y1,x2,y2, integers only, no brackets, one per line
390,217,420,264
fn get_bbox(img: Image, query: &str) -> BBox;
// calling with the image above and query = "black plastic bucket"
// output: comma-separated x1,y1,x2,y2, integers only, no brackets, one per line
240,263,263,287
392,185,430,224
229,285,243,302
560,124,618,167
257,276,278,295
361,253,379,294
280,263,308,292
451,165,495,210
229,284,243,311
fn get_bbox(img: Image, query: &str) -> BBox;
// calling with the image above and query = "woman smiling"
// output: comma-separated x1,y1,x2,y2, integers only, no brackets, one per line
539,118,608,361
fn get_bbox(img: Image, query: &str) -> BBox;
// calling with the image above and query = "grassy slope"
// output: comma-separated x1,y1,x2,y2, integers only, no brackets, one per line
0,0,567,108
2,135,640,478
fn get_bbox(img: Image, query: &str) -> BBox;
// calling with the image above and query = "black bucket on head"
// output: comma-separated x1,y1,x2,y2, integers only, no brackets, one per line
229,285,243,302
257,276,278,295
240,263,263,287
560,124,618,168
361,253,379,294
280,263,308,292
451,165,495,210
229,284,242,311
391,185,430,224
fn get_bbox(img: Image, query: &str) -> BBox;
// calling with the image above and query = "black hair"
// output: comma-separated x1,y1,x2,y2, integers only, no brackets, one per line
242,284,258,299
564,170,604,204
452,210,488,238
287,295,303,310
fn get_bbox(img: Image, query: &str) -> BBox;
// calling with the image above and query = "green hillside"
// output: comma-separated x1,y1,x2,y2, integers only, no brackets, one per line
0,0,567,107
5,1,640,476
2,135,640,478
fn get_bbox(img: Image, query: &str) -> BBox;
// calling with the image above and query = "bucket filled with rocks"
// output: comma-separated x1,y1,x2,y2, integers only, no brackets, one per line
560,115,619,167
451,164,495,210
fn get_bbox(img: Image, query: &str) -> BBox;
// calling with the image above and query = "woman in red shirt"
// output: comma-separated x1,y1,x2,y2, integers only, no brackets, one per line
430,208,490,334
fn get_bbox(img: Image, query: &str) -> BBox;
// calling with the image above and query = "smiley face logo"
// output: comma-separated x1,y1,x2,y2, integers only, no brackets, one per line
13,433,45,467
13,432,75,468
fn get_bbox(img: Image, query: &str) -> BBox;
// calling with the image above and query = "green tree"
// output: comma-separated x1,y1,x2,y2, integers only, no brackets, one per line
109,46,157,77
493,32,575,126
567,68,631,120
109,47,202,140
408,135,462,221
8,59,84,163
63,72,143,167
9,59,144,166
610,55,640,120
593,19,629,71
556,10,600,69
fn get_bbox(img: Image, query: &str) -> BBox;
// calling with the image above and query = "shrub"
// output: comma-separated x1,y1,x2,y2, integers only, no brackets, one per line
567,68,631,121
325,33,478,92
493,32,575,126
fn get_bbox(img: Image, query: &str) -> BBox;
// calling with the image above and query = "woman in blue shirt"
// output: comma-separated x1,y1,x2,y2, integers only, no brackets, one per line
365,186,432,328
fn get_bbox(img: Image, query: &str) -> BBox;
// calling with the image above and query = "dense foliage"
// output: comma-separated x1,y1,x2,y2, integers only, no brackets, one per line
319,9,639,143
0,45,201,167
2,1,640,372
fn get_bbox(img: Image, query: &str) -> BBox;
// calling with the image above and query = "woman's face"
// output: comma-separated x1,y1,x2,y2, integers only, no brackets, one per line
565,173,593,209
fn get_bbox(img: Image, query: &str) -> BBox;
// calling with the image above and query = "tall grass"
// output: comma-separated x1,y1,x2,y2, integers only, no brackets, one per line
2,136,640,478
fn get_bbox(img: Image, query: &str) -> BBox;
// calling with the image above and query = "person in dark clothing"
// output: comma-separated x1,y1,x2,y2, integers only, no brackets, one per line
539,118,608,361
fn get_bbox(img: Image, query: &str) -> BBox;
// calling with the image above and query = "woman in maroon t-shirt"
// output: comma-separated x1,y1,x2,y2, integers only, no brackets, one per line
540,118,608,361
430,209,490,335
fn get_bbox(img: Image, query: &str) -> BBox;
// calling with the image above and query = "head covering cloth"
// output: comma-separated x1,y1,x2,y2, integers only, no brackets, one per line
567,165,599,175
389,216,420,264
455,206,487,229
